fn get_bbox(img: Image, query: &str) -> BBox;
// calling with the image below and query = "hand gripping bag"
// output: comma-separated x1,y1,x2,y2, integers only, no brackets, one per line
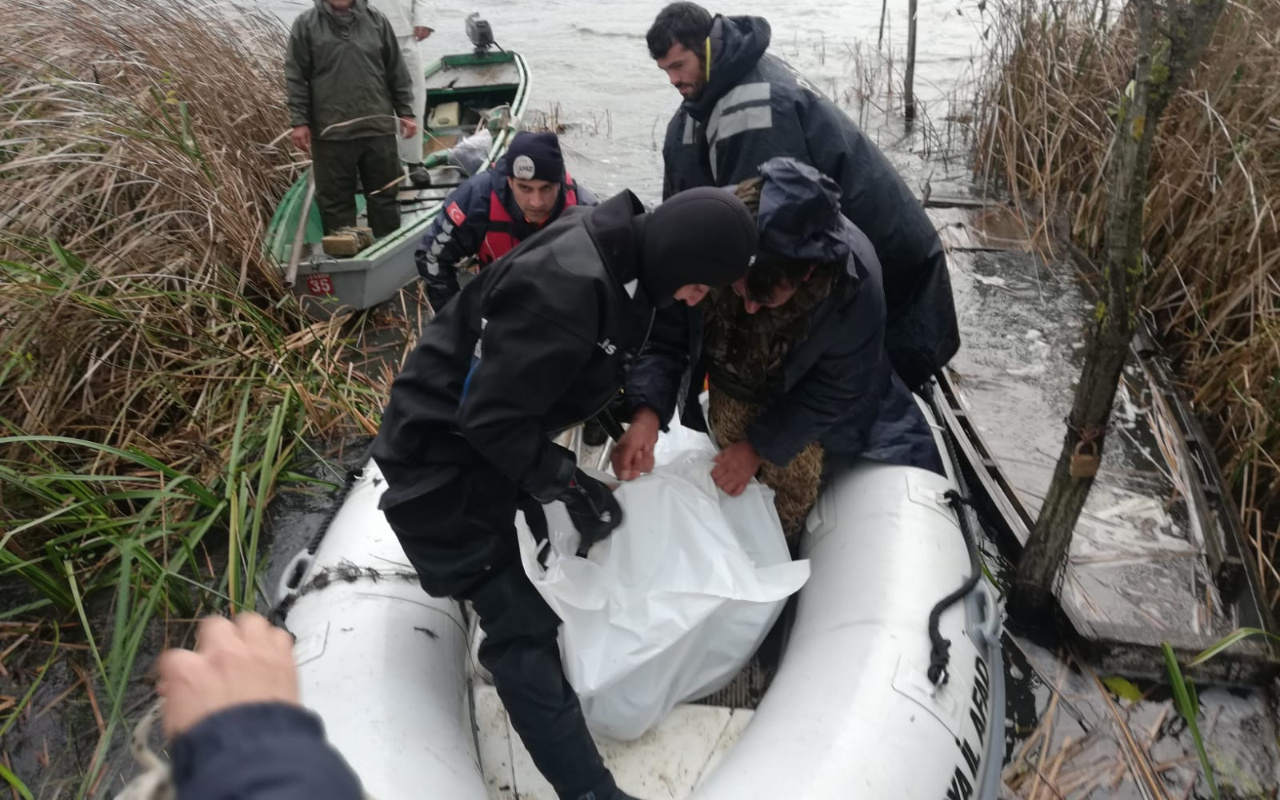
517,427,810,740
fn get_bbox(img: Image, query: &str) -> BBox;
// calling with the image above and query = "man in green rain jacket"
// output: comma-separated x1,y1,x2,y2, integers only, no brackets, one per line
285,0,418,238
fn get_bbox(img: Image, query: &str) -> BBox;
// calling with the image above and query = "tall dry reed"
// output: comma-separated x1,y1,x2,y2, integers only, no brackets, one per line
0,4,405,788
974,0,1280,607
0,0,385,514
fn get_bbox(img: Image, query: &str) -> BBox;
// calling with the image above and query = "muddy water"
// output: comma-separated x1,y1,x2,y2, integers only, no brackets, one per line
261,0,986,200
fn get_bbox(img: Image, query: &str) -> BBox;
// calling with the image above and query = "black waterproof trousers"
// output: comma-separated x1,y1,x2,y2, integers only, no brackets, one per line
382,461,618,800
312,135,402,237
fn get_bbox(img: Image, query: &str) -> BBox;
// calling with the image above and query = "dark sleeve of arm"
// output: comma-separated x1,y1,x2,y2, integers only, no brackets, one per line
171,703,362,800
625,303,690,428
746,294,885,467
802,98,862,215
661,165,677,202
574,181,600,206
456,294,595,500
415,181,486,310
660,113,690,201
382,20,415,117
284,23,311,128
801,94,944,269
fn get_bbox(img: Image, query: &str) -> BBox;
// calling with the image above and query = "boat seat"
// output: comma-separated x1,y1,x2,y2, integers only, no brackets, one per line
474,685,753,800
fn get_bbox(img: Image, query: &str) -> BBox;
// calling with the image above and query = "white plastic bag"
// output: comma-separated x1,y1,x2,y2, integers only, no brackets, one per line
447,128,492,175
516,427,810,741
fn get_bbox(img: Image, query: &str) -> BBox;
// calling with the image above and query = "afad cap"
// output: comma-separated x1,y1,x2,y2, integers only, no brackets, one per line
503,131,565,183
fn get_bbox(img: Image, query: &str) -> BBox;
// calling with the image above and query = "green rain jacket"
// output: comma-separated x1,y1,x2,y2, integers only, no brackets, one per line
285,0,415,140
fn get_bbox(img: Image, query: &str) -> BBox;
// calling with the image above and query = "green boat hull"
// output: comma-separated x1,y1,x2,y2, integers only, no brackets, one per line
265,49,530,318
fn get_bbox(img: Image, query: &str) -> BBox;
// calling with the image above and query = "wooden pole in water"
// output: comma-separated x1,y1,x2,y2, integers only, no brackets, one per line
1009,0,1228,619
904,0,918,123
877,0,889,51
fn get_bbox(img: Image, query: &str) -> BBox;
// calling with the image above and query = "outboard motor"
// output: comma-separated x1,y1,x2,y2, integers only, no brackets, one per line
466,13,495,54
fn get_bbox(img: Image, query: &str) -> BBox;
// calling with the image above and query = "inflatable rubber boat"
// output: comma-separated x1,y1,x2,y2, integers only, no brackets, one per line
274,398,1005,799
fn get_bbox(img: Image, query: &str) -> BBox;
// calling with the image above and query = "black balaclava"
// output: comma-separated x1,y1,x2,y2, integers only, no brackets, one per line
635,187,758,308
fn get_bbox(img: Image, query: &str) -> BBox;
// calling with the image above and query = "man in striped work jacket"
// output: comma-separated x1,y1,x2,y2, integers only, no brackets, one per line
645,3,960,399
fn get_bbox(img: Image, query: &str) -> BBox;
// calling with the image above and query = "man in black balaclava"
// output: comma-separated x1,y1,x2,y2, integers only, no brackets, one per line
371,186,757,800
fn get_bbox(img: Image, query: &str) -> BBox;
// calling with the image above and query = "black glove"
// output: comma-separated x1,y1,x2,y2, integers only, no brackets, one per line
559,468,624,556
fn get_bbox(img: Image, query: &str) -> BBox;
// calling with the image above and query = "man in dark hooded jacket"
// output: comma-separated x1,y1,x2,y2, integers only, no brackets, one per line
416,131,598,312
373,187,758,800
616,158,943,536
645,2,959,390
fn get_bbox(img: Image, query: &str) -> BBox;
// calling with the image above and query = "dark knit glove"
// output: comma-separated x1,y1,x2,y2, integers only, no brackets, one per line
558,469,624,555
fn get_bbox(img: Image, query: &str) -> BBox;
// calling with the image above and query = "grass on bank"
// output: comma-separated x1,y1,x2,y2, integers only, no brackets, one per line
0,0,403,795
972,0,1280,608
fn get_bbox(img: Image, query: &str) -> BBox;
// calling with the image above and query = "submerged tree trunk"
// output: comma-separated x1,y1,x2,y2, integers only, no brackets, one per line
1009,0,1228,618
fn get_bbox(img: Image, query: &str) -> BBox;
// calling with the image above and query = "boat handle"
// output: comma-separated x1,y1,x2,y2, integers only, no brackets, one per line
972,579,1002,648
275,549,315,608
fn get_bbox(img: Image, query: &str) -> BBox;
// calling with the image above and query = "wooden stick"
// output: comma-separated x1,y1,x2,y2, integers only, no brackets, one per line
1089,668,1168,800
284,171,316,289
1,751,19,800
0,634,30,670
877,0,890,50
1029,667,1066,800
1040,736,1074,800
904,0,919,121
1058,758,1120,796
71,664,105,738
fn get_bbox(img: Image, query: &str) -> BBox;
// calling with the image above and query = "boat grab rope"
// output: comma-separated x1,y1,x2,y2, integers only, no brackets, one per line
926,424,988,686
268,561,421,630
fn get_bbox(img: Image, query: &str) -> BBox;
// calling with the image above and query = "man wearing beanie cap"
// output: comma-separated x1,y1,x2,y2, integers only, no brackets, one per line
373,186,756,800
416,130,598,312
506,131,565,182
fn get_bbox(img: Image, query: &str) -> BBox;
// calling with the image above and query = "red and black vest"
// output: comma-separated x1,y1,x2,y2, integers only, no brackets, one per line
478,173,580,266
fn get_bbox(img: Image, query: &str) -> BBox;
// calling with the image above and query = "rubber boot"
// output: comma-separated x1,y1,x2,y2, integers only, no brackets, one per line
469,566,615,800
582,416,608,447
408,165,432,188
